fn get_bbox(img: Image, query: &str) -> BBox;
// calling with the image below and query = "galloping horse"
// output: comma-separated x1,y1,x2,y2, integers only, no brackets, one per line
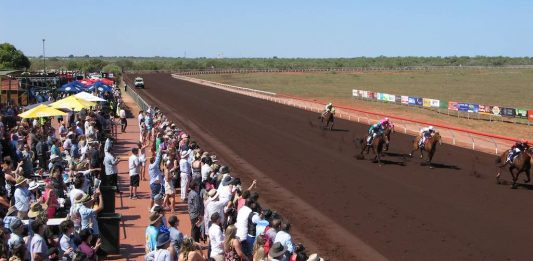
319,111,334,130
383,126,393,151
358,134,385,164
496,149,532,189
409,132,442,166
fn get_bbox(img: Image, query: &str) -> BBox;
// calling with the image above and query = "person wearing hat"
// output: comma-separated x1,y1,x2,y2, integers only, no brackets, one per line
145,212,163,253
167,215,184,256
307,253,325,261
78,188,103,239
8,218,25,254
179,150,191,201
204,188,230,232
218,174,234,205
145,231,175,261
268,242,288,261
14,177,30,219
3,206,19,231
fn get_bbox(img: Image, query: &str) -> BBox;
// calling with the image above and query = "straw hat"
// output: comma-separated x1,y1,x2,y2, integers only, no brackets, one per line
28,202,48,218
269,242,287,258
307,253,325,261
28,181,40,191
15,177,28,186
208,189,219,200
75,193,91,204
149,212,163,225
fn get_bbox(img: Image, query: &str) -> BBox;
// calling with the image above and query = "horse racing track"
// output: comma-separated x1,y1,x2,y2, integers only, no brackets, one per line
132,73,533,261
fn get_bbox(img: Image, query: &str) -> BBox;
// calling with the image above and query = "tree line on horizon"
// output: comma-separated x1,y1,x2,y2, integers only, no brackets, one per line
3,42,533,74
30,56,533,74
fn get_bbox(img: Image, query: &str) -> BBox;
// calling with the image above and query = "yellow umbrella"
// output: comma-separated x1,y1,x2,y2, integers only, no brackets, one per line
18,104,67,118
50,96,96,111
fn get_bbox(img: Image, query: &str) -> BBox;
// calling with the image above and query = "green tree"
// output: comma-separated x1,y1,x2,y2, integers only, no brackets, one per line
0,43,31,69
102,64,122,76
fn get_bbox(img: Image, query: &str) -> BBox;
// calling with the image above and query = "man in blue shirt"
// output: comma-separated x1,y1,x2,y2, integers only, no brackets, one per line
145,212,162,253
78,190,104,238
14,177,30,219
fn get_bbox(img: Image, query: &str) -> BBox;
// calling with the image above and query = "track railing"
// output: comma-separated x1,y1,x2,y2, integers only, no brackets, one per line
173,74,520,155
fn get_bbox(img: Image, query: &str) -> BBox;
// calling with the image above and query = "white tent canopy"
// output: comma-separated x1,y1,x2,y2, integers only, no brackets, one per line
74,92,107,102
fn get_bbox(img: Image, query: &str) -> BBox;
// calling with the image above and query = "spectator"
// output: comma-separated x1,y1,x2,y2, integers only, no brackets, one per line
59,220,76,260
30,219,48,261
13,177,30,219
146,212,163,253
10,239,26,261
187,181,203,242
179,150,191,201
268,242,288,261
177,237,204,261
290,243,308,261
236,198,254,257
128,148,140,199
274,222,295,260
77,228,102,260
252,234,267,261
152,206,168,231
255,209,272,237
138,142,149,181
145,232,175,261
4,206,18,231
208,212,224,261
78,190,103,239
151,194,164,212
246,202,261,251
7,218,24,254
163,152,178,213
41,179,58,219
217,174,234,204
149,151,163,208
119,107,127,133
168,215,184,257
35,137,48,170
224,225,249,261
204,188,230,231
103,146,120,193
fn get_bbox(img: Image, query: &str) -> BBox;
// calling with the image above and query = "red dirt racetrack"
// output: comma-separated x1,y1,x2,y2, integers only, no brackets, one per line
130,73,533,261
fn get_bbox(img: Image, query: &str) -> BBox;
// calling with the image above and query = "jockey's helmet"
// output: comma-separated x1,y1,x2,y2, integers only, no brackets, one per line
521,139,528,144
328,102,332,106
428,126,434,131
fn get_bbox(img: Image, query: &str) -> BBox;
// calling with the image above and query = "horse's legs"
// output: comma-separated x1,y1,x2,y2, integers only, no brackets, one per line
524,168,531,183
419,148,424,159
510,167,518,189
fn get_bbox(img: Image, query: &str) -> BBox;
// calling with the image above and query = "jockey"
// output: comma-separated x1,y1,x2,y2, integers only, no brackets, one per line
379,117,393,130
507,139,530,163
322,102,334,117
419,126,436,148
367,123,384,145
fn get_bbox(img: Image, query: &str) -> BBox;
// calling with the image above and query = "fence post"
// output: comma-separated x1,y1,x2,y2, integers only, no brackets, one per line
491,137,499,155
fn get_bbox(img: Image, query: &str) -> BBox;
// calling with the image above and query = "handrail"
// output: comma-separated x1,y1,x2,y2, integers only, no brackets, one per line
277,94,521,142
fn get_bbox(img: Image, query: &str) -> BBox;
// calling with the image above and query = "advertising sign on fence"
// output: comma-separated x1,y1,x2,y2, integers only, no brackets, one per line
409,97,422,106
448,101,458,111
430,99,440,108
468,104,479,113
458,103,470,112
423,98,432,107
395,95,401,103
500,107,516,117
388,94,396,102
367,91,375,99
352,89,358,97
529,110,533,121
515,109,528,118
491,106,501,116
478,105,492,115
401,96,409,105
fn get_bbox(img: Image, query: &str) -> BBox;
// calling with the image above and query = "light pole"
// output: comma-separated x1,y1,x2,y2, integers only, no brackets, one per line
42,38,46,75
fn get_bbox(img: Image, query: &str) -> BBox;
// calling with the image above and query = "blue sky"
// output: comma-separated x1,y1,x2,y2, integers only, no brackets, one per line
1,0,532,58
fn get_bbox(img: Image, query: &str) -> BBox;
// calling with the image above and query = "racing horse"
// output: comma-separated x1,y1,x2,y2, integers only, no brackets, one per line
319,111,334,130
358,133,385,165
383,126,393,151
496,148,532,189
409,132,442,167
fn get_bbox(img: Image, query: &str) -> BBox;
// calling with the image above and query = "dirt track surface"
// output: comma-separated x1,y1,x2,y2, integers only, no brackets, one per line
131,73,533,261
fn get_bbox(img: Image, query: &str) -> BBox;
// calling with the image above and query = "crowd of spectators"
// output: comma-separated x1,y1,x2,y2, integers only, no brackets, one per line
0,84,126,260
138,105,326,261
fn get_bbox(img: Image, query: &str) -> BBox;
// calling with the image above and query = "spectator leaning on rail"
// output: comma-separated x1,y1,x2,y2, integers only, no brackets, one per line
149,150,164,208
187,180,204,243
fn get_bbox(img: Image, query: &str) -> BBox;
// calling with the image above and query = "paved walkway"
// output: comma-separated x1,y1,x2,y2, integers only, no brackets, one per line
109,85,194,260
